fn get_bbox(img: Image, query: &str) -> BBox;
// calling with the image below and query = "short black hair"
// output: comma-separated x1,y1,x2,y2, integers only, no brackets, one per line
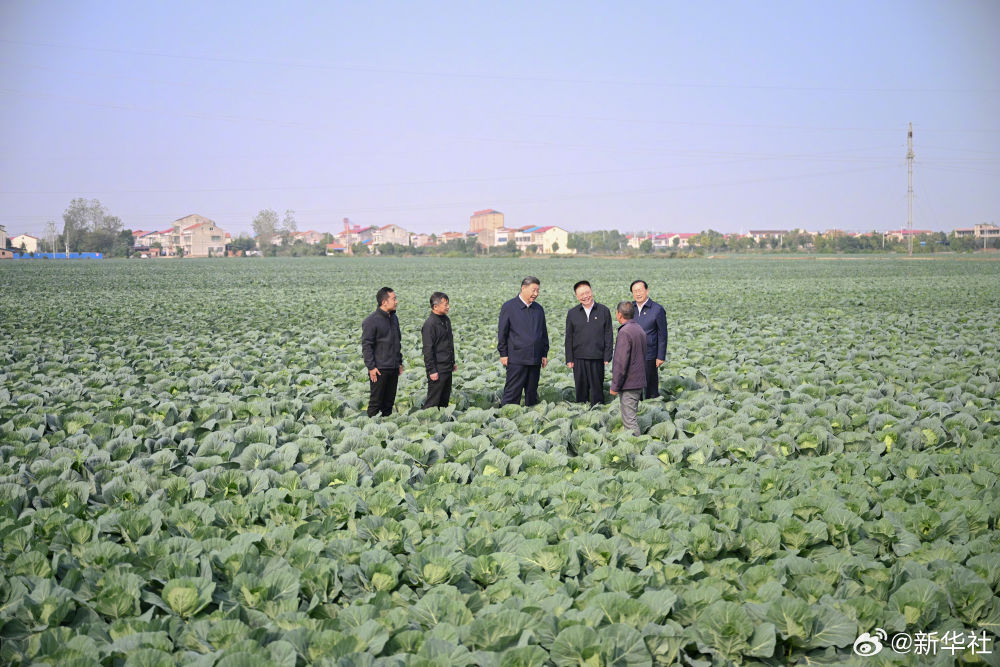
521,276,540,288
573,280,591,293
376,287,394,306
617,301,635,319
430,291,449,308
630,279,648,291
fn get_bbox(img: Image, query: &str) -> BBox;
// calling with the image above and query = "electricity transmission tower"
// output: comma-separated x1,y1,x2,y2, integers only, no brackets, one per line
907,123,914,256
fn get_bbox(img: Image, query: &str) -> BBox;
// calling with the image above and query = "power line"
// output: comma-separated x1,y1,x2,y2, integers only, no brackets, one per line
2,37,998,95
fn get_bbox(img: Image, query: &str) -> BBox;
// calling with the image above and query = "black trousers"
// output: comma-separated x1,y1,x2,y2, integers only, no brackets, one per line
423,371,453,409
367,368,399,416
572,359,605,406
502,363,541,406
642,358,659,400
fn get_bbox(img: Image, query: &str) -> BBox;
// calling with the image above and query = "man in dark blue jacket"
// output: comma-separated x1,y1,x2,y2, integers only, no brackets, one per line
362,287,403,417
498,276,549,406
630,279,668,400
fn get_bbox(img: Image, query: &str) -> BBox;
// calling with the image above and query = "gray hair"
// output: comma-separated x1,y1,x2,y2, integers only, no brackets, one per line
521,276,540,288
616,301,635,319
430,291,449,308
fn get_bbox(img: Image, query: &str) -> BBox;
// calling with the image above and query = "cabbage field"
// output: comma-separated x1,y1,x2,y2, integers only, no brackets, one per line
1,256,999,666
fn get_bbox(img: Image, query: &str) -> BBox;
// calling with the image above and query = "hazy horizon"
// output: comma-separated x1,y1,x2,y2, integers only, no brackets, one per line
2,1,997,239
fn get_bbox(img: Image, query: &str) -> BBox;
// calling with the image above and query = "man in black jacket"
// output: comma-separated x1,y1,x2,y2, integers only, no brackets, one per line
498,276,549,406
361,286,403,417
421,291,456,409
565,280,613,406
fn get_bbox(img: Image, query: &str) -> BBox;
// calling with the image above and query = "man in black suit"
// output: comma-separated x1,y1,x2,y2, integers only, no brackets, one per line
498,276,548,406
564,280,613,406
361,286,403,417
630,279,668,400
421,291,456,408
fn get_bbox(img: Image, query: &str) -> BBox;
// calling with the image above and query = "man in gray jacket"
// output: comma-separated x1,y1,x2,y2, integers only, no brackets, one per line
609,301,647,436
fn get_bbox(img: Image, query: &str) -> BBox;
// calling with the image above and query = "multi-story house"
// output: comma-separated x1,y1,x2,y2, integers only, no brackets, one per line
173,214,227,257
953,223,1000,241
884,229,935,243
293,230,325,245
470,209,504,235
11,233,39,253
373,224,410,246
439,232,466,243
410,233,436,247
662,233,697,248
138,215,227,257
336,219,377,251
748,229,789,244
513,225,573,254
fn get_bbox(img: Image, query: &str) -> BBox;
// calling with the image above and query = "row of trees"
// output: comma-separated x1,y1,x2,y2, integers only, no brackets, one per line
584,229,995,255
23,200,992,258
27,199,136,257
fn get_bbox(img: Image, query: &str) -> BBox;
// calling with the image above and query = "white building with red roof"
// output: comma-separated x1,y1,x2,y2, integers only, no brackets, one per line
336,218,377,250
293,230,325,245
11,233,39,253
138,214,227,257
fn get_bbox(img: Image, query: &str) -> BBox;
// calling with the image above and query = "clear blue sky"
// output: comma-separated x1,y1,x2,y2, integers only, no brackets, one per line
1,0,997,238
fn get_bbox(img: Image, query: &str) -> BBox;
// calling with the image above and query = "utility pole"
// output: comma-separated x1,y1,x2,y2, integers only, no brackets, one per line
46,221,57,254
907,122,915,256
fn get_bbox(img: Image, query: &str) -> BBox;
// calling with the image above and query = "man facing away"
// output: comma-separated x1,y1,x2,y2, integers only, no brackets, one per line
498,276,549,406
361,286,403,417
609,301,647,436
564,280,613,406
630,279,668,400
421,291,456,409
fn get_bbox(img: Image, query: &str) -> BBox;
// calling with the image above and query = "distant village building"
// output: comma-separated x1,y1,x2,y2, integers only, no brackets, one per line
884,229,935,242
654,233,697,249
511,225,573,254
336,218,377,252
470,209,504,236
748,230,789,244
0,224,10,259
373,224,411,246
136,214,227,257
11,233,39,253
480,227,517,247
173,214,227,257
477,226,507,247
628,232,696,250
410,233,436,247
953,223,1000,241
293,230,325,245
626,234,649,249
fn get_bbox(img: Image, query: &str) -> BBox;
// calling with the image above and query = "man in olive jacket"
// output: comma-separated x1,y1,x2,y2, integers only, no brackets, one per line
421,292,456,408
361,286,403,417
565,280,613,406
610,301,647,436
